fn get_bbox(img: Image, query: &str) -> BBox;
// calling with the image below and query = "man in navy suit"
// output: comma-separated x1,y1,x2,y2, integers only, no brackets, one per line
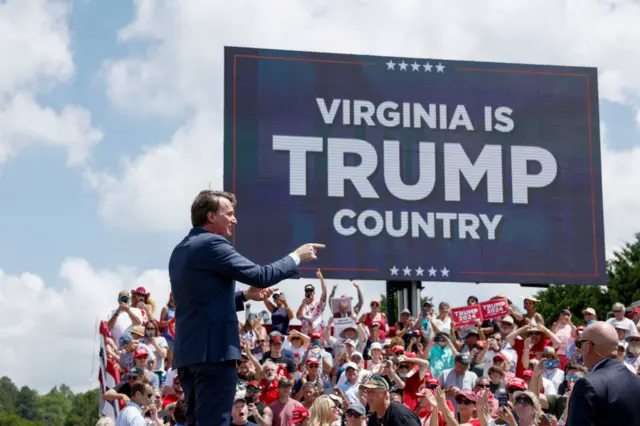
566,321,640,426
169,190,325,425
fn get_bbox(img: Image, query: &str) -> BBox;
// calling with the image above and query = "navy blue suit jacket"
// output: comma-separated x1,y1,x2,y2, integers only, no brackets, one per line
566,357,640,426
169,228,299,369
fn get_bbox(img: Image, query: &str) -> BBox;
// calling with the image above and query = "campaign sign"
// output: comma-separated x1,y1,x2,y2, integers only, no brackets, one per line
451,305,483,327
479,298,510,320
224,47,606,285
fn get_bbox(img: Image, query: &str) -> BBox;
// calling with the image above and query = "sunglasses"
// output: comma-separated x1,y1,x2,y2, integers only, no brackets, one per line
346,411,362,418
307,365,319,369
613,309,623,313
426,384,438,390
475,383,490,389
456,398,475,405
247,387,259,393
575,339,593,349
398,364,410,369
565,374,581,381
528,332,541,336
515,397,533,406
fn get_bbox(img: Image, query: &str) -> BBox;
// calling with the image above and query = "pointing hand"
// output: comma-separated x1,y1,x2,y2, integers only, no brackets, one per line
295,243,326,263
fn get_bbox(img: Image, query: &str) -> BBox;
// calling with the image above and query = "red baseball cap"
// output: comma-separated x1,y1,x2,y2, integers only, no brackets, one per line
493,353,507,362
247,380,260,388
522,370,534,379
456,391,478,402
134,347,149,358
507,378,527,391
306,357,320,366
426,377,440,386
310,332,323,340
392,345,405,354
291,406,310,423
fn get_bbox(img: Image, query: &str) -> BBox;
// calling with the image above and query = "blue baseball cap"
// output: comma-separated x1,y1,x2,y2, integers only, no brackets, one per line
119,333,133,346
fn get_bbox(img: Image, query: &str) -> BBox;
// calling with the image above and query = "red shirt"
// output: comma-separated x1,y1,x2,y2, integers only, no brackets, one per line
402,371,425,411
259,379,279,406
513,337,552,377
162,394,179,409
364,313,388,340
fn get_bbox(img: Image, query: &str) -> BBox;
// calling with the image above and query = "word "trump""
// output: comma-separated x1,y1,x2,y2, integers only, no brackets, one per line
483,301,508,316
456,308,480,323
273,136,558,204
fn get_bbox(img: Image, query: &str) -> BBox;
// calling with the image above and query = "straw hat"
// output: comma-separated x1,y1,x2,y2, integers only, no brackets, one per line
287,330,310,345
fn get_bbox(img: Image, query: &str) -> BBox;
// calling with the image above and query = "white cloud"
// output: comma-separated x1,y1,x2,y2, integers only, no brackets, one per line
0,258,170,393
601,124,640,255
0,0,102,165
0,93,103,165
85,111,221,231
94,0,640,254
104,0,640,115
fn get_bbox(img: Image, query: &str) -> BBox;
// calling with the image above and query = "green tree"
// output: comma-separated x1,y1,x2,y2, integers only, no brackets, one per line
535,232,640,326
0,411,39,426
14,387,38,422
0,377,18,412
379,293,398,316
37,387,73,426
64,389,99,426
378,294,433,324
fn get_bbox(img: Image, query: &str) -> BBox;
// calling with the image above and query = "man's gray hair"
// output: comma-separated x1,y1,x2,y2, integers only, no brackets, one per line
96,418,115,426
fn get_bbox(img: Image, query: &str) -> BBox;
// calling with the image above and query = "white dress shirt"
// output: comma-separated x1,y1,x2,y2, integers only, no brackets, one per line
116,401,146,426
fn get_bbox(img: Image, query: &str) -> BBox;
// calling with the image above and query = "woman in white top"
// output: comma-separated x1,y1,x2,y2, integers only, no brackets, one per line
285,330,310,373
139,320,169,372
431,302,452,335
240,313,268,350
550,309,577,369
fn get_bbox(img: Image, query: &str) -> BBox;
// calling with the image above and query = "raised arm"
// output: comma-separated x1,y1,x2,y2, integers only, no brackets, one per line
353,282,364,315
210,237,300,288
317,269,328,305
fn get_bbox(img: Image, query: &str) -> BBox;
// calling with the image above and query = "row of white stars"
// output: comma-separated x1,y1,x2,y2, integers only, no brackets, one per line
389,265,450,277
385,60,445,73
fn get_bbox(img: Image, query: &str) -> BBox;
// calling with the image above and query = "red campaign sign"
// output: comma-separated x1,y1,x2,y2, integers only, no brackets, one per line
479,298,510,320
451,305,483,327
167,317,176,339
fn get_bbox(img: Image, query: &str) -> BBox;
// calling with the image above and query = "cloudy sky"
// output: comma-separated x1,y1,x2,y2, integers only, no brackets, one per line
1,0,639,393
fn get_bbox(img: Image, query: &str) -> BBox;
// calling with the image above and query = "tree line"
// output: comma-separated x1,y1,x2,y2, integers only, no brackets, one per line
0,377,98,426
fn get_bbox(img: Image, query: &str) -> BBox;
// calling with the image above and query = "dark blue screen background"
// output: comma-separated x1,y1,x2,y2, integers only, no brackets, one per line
224,47,605,285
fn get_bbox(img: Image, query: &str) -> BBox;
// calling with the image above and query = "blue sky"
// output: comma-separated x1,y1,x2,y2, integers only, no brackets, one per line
1,0,640,393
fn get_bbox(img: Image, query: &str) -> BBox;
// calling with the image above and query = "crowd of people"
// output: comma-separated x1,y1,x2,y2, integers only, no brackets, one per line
96,276,640,426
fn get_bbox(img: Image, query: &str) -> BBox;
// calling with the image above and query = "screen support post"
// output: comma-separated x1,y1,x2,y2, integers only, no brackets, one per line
385,280,423,325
